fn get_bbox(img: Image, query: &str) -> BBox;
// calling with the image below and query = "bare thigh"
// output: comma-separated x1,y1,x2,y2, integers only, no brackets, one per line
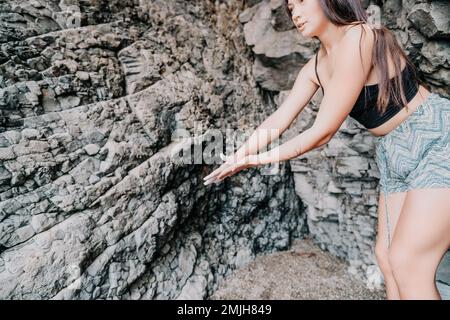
391,188,450,261
376,191,407,253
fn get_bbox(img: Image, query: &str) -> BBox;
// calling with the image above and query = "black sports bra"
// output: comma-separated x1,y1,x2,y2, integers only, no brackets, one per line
314,52,419,129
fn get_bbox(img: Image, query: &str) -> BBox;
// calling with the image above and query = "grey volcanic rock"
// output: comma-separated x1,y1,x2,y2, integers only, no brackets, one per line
407,1,450,39
0,0,449,300
241,0,317,91
0,21,144,129
0,0,307,299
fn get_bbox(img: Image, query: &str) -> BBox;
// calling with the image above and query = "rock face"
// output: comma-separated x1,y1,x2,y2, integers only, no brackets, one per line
0,0,448,300
0,0,307,299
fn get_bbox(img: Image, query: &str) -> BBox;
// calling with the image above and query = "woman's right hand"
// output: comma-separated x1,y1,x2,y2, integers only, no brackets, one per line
203,152,243,185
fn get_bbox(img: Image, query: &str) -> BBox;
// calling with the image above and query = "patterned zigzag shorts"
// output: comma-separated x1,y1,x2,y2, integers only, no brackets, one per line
375,92,450,247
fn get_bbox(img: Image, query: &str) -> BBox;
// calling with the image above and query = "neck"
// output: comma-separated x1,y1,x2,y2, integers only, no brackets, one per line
317,23,349,55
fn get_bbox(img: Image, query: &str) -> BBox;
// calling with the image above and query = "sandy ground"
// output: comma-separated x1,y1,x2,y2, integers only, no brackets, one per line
210,237,386,300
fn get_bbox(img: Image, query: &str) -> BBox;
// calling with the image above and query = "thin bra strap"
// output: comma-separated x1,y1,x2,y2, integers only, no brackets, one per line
315,52,324,95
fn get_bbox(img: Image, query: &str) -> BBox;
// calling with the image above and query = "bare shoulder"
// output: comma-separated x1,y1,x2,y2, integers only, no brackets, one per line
341,23,375,53
309,23,375,87
335,23,375,73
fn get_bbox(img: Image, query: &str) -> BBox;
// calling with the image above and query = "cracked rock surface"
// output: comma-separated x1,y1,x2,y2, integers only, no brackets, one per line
0,0,449,299
0,0,307,299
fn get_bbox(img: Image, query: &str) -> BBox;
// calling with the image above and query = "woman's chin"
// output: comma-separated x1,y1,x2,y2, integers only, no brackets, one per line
298,29,311,37
297,26,310,36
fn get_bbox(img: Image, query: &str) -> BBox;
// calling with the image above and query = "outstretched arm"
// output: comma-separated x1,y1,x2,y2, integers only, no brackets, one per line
228,53,321,162
252,24,374,166
203,25,375,184
204,25,374,183
248,125,331,166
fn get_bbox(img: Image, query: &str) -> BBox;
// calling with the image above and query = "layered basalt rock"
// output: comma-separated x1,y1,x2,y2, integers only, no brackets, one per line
0,0,307,299
0,0,448,299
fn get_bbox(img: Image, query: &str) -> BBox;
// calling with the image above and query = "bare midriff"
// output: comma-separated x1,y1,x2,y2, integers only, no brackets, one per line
367,85,432,137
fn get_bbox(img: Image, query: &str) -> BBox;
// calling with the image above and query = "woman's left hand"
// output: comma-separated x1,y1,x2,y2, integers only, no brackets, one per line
203,154,258,185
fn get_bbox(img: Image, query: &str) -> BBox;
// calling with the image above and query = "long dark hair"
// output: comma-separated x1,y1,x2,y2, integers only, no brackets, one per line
284,0,424,115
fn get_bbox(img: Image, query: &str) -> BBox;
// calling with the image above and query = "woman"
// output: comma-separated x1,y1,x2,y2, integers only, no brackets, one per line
203,0,450,300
